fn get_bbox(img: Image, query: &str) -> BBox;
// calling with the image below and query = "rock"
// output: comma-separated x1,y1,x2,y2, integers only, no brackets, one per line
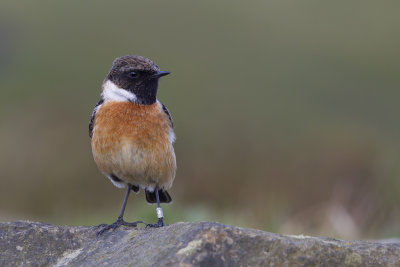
0,221,399,266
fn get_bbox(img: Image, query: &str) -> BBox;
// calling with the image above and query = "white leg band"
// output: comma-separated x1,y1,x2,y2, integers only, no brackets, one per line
156,207,164,219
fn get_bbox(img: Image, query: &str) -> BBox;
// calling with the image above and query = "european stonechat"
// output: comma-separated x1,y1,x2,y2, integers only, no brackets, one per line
89,55,176,233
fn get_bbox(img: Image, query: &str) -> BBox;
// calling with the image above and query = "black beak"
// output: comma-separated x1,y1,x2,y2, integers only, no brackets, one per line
152,70,170,78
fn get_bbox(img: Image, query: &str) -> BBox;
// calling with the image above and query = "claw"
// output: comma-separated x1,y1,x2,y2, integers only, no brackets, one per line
146,218,164,228
97,218,145,236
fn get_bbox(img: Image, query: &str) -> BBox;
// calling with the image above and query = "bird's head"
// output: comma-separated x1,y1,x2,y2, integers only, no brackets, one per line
102,55,170,105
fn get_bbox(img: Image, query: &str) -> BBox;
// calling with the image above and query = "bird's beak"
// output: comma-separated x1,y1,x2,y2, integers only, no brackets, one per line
152,70,170,78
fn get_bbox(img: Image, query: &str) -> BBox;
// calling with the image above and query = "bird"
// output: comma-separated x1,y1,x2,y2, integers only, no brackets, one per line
89,55,176,233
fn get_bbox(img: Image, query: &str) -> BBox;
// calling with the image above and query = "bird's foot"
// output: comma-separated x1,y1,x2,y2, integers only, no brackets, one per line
97,217,145,236
146,218,164,228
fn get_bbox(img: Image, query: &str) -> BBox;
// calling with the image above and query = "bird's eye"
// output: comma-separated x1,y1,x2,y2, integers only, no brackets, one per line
128,71,138,78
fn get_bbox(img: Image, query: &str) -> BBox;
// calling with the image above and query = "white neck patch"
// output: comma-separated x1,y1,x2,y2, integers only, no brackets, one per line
102,80,137,102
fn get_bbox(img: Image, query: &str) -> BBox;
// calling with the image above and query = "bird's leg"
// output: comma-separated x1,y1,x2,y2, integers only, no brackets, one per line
146,186,164,228
97,184,145,235
116,183,131,221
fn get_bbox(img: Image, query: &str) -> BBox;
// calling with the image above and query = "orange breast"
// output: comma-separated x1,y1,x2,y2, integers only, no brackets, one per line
91,101,176,189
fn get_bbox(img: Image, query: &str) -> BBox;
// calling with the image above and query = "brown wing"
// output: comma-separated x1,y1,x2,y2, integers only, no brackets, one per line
89,99,104,138
160,102,173,128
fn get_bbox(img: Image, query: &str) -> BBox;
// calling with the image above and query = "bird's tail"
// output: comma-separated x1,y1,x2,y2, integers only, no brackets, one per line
145,189,172,204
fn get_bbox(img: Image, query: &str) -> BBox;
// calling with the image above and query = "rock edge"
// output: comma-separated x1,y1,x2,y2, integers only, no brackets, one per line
0,221,399,266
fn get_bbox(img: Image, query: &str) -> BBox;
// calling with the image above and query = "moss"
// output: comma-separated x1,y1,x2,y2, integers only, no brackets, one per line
344,252,362,266
177,239,203,256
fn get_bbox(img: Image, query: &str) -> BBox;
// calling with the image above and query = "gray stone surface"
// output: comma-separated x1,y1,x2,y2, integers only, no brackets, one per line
0,221,399,266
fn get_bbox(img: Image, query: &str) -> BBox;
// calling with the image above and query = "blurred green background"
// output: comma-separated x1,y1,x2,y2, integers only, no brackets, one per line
0,1,399,239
